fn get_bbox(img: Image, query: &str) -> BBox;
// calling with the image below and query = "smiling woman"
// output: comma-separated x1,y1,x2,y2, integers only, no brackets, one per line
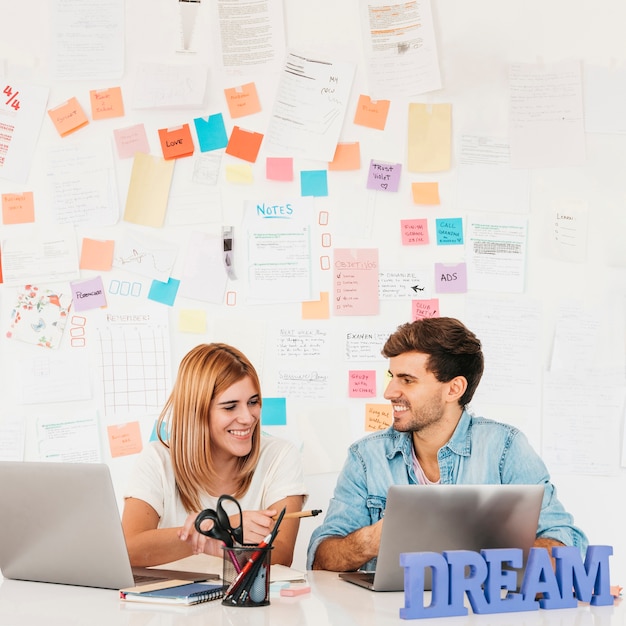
121,343,308,568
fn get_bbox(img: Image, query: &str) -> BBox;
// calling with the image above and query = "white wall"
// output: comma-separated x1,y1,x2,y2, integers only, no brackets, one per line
1,0,625,582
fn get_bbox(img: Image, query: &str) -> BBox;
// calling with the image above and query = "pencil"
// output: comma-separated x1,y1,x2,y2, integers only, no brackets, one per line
275,509,322,520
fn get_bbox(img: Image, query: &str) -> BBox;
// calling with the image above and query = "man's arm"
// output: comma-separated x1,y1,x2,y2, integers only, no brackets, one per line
312,519,383,571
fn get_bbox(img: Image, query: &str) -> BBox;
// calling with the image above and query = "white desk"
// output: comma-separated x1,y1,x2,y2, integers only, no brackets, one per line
0,571,621,625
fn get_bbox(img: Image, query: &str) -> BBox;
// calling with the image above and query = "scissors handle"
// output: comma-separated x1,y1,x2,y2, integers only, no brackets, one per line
194,508,233,545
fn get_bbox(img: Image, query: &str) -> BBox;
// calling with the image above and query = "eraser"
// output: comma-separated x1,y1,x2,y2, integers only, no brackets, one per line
280,584,311,597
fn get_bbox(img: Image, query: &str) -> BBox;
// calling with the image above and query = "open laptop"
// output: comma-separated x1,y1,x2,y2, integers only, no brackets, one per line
0,461,218,589
339,483,544,592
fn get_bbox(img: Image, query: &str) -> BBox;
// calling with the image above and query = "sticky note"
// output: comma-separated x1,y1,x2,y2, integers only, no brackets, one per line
113,123,150,159
367,160,401,192
302,292,329,320
70,276,107,312
225,163,254,183
434,262,467,294
225,126,263,162
178,309,207,333
90,86,124,120
412,181,440,205
408,102,452,172
401,219,429,245
2,191,34,224
328,142,361,171
266,157,293,181
435,217,463,245
224,82,261,118
365,404,392,431
412,298,439,320
158,123,195,159
300,170,328,197
194,114,228,152
79,238,115,271
349,370,376,398
108,422,143,458
48,96,89,136
148,277,180,306
261,397,287,426
354,94,390,130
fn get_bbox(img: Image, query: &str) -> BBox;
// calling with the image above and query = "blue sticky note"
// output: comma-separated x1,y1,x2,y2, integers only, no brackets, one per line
261,397,287,426
194,114,228,152
149,419,168,442
300,170,328,197
148,277,180,306
436,218,464,245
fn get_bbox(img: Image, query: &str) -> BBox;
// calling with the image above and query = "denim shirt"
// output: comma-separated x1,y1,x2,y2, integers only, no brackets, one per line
306,409,588,570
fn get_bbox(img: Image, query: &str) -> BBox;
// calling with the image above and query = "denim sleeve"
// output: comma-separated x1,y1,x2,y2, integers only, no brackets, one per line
503,429,589,554
306,444,384,570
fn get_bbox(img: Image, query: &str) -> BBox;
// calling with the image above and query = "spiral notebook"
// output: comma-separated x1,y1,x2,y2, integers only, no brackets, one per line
120,581,226,605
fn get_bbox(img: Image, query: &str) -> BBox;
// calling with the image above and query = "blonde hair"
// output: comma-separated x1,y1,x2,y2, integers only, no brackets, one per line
157,343,262,512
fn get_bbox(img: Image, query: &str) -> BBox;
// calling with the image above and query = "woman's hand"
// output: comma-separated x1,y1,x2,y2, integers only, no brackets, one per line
238,509,277,545
178,511,225,557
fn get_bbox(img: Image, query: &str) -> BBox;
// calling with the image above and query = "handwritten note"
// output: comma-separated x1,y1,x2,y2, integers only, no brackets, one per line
367,160,401,192
108,422,142,458
224,82,261,118
48,97,89,136
412,298,439,320
435,217,464,245
70,275,107,312
2,191,34,224
90,86,124,120
349,370,377,398
401,219,429,245
353,95,390,130
365,403,392,431
434,262,467,294
334,248,379,316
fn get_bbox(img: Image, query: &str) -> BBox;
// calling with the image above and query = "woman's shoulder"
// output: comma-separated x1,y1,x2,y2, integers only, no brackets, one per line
259,433,300,456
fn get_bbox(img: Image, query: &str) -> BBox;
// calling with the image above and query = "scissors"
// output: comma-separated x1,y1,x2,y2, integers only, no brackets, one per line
194,494,244,547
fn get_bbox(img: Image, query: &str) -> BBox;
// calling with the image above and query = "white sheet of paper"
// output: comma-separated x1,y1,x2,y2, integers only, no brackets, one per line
509,59,586,168
0,417,25,462
456,135,530,214
543,199,588,263
265,52,355,161
47,140,119,226
112,230,179,282
50,0,124,80
37,413,101,463
132,62,208,109
243,197,317,303
0,225,80,286
359,0,441,99
213,0,286,75
0,79,49,184
466,214,528,293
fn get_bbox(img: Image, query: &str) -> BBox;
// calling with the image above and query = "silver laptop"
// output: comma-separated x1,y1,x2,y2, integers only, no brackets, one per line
339,483,544,592
0,461,217,589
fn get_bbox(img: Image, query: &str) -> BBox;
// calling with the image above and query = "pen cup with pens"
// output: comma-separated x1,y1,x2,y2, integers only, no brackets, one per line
221,543,273,606
195,496,287,607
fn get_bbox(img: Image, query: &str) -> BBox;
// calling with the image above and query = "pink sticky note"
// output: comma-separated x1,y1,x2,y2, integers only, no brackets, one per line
266,157,293,181
401,219,429,245
113,123,150,159
349,370,376,398
412,298,440,320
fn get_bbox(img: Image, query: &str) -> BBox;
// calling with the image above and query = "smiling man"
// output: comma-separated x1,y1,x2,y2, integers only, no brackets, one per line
306,317,587,572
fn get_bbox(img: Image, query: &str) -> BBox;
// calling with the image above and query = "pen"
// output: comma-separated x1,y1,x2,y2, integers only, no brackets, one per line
274,509,322,520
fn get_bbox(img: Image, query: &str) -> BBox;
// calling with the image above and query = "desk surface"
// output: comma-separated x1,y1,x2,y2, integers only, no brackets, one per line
0,570,622,626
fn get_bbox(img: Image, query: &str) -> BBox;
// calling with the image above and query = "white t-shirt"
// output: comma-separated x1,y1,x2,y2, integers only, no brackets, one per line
124,435,308,527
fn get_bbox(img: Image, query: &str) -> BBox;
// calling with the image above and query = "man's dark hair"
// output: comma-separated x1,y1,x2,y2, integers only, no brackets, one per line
382,317,484,406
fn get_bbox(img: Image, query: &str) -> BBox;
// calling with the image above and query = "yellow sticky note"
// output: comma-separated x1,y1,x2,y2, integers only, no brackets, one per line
365,404,393,432
407,103,451,173
179,309,207,333
411,181,440,205
2,191,34,224
226,163,254,184
123,153,175,227
302,292,330,320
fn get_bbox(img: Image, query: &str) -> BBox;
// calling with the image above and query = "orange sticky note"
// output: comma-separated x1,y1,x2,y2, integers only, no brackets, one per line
328,142,361,171
90,86,125,120
158,124,195,160
302,291,330,320
224,82,261,119
108,422,143,458
354,95,390,130
412,181,440,205
2,191,34,224
365,404,393,431
225,126,263,163
47,97,89,136
80,237,115,271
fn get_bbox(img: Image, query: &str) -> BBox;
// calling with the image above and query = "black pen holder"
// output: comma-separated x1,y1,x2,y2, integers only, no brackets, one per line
221,545,273,607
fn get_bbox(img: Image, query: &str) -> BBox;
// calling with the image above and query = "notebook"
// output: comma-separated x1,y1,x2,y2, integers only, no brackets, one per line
120,580,226,605
338,483,544,592
0,461,218,589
